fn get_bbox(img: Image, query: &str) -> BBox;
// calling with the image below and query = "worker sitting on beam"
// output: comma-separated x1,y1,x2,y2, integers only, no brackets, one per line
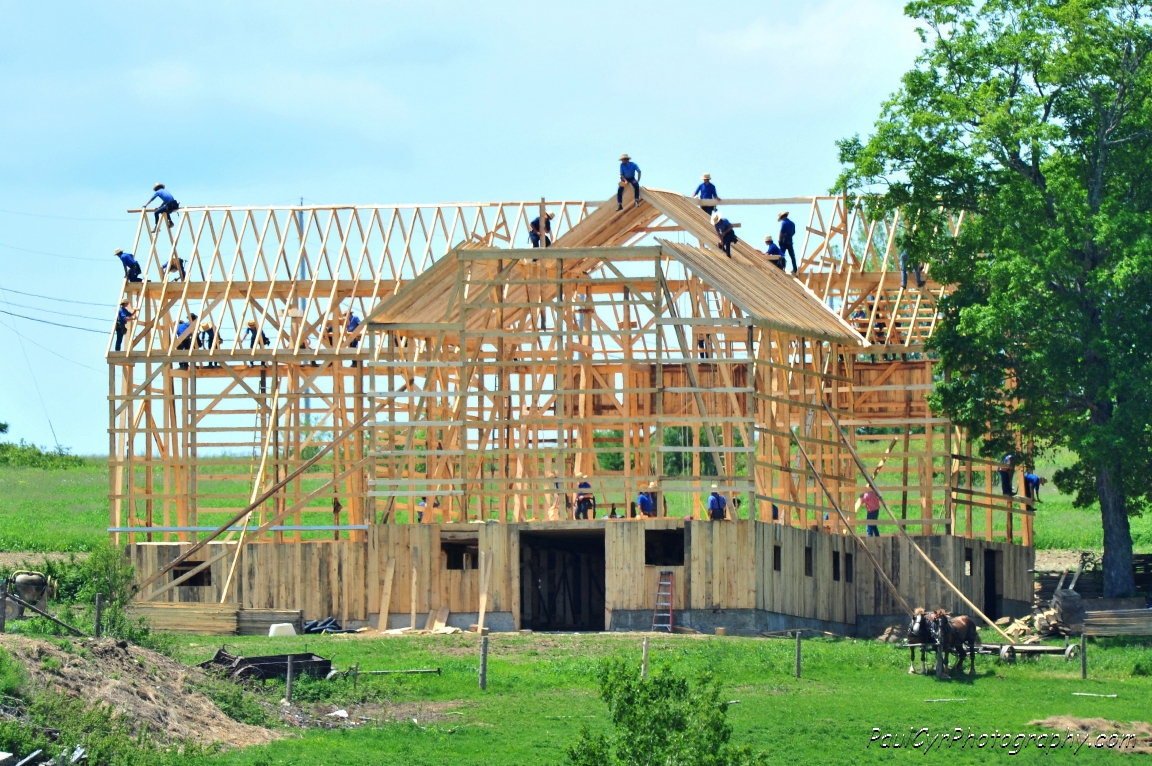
762,235,786,270
145,183,180,232
711,212,738,258
616,154,641,211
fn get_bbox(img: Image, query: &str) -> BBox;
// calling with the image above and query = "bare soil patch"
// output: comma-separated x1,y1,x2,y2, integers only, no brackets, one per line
1029,716,1152,754
0,635,277,748
0,552,88,570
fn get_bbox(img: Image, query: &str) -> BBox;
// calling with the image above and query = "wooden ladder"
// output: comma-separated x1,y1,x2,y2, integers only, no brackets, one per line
652,571,674,632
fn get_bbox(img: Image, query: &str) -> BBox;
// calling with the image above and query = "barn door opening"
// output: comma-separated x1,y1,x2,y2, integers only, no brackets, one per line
519,530,606,631
983,549,999,620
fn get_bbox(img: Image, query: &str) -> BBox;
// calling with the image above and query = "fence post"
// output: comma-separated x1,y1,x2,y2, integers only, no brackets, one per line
1080,634,1087,680
286,655,294,703
0,581,7,634
94,593,103,639
794,631,802,679
479,636,489,690
642,636,650,681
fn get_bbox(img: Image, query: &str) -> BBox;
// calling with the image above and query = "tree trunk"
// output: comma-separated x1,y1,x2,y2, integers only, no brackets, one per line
1096,461,1135,598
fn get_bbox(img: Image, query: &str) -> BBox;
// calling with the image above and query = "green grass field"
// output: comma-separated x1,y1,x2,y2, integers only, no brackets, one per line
2,453,1148,554
171,631,1152,765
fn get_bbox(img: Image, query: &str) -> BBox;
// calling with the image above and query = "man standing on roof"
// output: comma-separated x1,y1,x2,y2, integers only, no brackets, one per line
711,212,738,258
762,235,786,270
693,174,721,215
114,299,137,352
114,249,143,283
146,183,180,232
529,212,553,248
616,154,641,211
778,211,798,273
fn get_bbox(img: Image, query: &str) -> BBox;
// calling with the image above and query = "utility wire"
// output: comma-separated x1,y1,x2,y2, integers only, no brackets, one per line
0,318,99,372
0,309,106,334
0,291,65,447
0,241,106,263
0,287,113,307
0,300,108,324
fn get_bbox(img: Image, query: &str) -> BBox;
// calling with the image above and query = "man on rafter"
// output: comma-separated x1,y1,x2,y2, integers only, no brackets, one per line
114,249,142,283
777,211,798,273
693,173,720,215
529,212,553,248
145,183,180,232
616,154,641,211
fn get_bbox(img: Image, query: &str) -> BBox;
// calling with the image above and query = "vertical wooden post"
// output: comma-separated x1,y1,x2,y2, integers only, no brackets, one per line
0,581,7,634
794,630,802,678
642,635,650,681
94,593,103,638
411,546,419,630
1080,634,1087,679
479,635,489,690
285,654,294,703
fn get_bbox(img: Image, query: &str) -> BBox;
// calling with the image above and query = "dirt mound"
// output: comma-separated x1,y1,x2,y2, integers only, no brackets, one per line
1029,716,1152,754
0,636,277,749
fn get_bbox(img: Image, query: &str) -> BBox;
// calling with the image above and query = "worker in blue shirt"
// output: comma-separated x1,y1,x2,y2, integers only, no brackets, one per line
616,154,641,211
575,475,596,519
114,299,137,351
762,235,786,270
998,454,1016,495
899,248,926,289
146,183,180,232
1023,472,1046,500
693,174,721,215
707,485,728,521
711,212,738,258
115,249,142,283
777,211,798,272
242,320,270,352
175,313,198,369
529,212,553,248
347,311,362,347
638,481,658,518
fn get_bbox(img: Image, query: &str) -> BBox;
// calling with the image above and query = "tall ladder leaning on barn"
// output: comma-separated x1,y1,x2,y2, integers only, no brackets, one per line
652,571,675,632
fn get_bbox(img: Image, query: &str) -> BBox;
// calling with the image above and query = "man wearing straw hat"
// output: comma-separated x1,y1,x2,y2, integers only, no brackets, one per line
638,481,658,518
113,299,137,352
114,249,143,283
575,474,596,519
707,484,728,521
616,154,642,211
762,235,786,270
529,212,553,248
693,173,721,216
711,211,738,258
145,183,180,232
777,211,798,272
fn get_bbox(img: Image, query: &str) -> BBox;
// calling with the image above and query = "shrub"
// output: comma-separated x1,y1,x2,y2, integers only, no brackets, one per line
0,442,84,470
567,658,766,766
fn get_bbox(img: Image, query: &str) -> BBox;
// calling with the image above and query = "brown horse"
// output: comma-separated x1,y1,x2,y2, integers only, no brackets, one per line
907,608,936,674
931,609,978,678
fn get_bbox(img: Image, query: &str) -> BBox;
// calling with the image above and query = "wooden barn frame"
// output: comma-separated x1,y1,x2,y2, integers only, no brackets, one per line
111,188,1036,634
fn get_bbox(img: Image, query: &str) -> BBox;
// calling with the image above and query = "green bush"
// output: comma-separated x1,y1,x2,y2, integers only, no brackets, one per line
0,441,84,470
567,658,766,766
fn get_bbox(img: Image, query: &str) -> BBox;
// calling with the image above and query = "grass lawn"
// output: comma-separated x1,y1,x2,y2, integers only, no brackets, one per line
172,631,1152,765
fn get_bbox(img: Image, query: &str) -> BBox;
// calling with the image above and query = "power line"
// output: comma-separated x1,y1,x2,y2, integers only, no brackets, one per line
0,287,112,307
0,299,108,324
0,309,107,334
0,318,99,372
0,241,107,263
0,206,124,223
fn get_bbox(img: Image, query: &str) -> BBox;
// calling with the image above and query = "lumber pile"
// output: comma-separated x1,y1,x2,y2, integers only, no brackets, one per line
129,604,307,636
130,603,238,635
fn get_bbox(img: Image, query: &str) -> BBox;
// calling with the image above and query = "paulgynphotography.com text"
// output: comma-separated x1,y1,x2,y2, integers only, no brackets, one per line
868,727,1139,754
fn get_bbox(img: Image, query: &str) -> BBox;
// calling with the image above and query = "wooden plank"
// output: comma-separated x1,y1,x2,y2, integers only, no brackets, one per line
377,558,396,632
432,606,450,631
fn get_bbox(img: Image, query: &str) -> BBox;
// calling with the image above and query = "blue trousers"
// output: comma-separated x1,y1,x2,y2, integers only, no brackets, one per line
780,238,797,272
866,509,880,537
154,199,179,227
529,231,551,248
617,179,640,206
900,250,924,287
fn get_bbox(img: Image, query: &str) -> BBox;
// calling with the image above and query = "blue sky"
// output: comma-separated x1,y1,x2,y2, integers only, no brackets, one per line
0,0,920,454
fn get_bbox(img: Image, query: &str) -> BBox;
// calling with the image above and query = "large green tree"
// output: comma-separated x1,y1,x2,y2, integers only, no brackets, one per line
839,0,1152,596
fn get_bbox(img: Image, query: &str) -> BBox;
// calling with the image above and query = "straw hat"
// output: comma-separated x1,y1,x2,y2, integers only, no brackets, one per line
114,248,123,256
153,183,165,191
619,153,630,161
764,235,774,243
777,211,789,220
710,211,721,224
711,483,719,489
545,212,555,220
648,481,658,489
247,320,258,328
119,299,129,306
702,173,711,180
